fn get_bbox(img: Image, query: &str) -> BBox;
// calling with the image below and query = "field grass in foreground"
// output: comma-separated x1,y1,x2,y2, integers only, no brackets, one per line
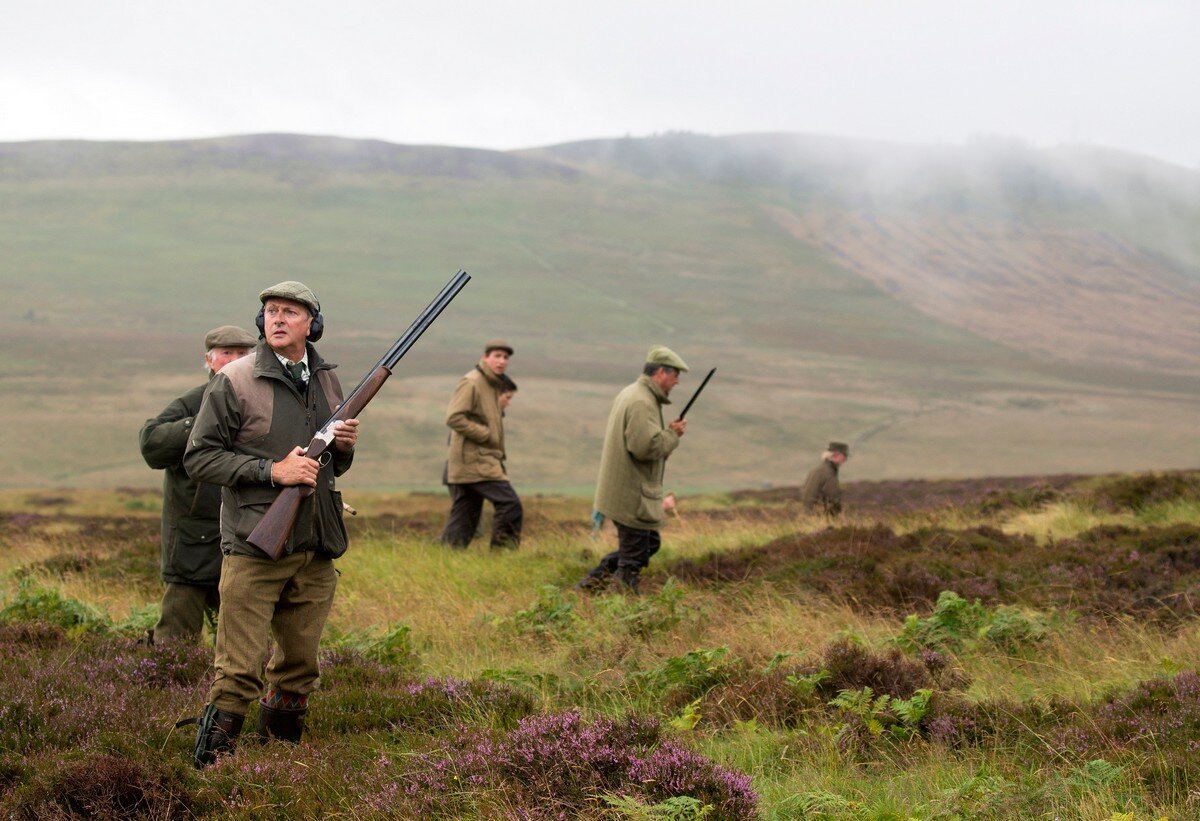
0,472,1198,818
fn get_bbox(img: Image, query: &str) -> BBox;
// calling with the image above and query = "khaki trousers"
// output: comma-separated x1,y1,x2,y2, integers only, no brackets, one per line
153,582,219,644
208,550,337,715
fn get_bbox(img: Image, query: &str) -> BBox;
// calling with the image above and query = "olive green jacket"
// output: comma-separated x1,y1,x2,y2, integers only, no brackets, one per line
445,363,508,484
593,375,681,530
802,459,842,516
184,341,353,558
138,379,222,585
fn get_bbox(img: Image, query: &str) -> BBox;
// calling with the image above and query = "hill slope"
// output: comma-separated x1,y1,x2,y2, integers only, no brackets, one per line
0,132,1197,489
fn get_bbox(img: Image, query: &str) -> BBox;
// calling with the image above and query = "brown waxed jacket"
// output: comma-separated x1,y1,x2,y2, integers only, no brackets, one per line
445,363,507,484
801,459,842,516
593,375,681,530
184,340,353,558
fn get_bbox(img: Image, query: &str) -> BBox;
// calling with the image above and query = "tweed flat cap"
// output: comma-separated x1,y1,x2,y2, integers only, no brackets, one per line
827,442,850,456
484,339,514,355
645,345,689,372
259,281,320,314
204,325,257,350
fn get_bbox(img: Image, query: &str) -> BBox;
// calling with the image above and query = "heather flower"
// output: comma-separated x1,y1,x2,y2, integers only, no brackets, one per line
382,710,757,820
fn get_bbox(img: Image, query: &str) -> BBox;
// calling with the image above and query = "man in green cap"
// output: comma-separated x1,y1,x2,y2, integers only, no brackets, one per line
183,281,360,767
575,345,689,593
801,442,850,517
139,325,256,644
439,339,523,549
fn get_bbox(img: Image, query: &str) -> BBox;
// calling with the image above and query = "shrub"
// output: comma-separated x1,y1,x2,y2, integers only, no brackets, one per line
666,520,1200,620
631,648,736,705
0,621,67,649
1,752,196,819
391,710,757,820
1056,670,1200,802
314,671,536,735
598,577,691,638
1087,473,1200,513
894,591,1049,654
811,639,935,700
511,584,579,638
829,686,933,752
975,484,1063,514
696,667,824,729
0,580,109,633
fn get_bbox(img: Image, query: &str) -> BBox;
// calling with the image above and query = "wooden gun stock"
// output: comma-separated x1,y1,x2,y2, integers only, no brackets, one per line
246,269,471,559
248,485,307,560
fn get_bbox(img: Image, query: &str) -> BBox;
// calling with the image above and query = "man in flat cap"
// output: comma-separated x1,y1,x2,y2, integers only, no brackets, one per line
139,325,256,645
576,345,689,594
801,442,850,517
184,281,360,767
438,339,523,549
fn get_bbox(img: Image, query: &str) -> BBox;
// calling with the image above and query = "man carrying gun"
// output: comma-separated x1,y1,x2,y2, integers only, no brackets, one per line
183,281,360,767
575,345,689,594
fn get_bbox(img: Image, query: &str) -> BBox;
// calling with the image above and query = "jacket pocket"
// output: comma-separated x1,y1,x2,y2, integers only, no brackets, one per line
320,490,349,559
635,483,664,525
172,516,223,580
232,486,277,542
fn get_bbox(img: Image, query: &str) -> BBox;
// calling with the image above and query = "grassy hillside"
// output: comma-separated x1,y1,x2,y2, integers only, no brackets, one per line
1,471,1199,817
0,133,1197,490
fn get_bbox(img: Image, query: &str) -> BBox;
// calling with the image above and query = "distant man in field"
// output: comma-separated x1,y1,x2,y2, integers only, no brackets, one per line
438,340,523,549
801,442,849,517
138,325,256,645
183,281,360,767
575,345,689,594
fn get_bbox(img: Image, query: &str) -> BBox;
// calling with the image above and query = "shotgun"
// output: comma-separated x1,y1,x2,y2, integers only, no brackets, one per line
676,367,715,421
247,269,471,559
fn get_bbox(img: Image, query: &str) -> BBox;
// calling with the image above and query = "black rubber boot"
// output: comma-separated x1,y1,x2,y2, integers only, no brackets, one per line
257,703,306,744
192,704,244,769
613,567,641,595
574,566,613,593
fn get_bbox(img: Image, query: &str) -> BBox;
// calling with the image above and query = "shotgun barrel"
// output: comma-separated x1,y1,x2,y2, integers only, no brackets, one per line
677,367,715,421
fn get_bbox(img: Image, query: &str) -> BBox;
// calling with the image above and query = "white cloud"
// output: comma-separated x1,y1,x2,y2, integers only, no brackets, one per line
0,0,1196,166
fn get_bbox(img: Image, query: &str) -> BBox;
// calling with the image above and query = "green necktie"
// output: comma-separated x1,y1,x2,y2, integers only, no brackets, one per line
285,361,306,389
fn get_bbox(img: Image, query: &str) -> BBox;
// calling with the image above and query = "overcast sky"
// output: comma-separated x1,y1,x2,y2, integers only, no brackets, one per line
2,1,1196,168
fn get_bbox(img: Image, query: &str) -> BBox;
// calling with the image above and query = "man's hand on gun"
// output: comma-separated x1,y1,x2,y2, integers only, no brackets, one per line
272,447,319,487
669,418,687,437
332,419,360,452
270,419,360,488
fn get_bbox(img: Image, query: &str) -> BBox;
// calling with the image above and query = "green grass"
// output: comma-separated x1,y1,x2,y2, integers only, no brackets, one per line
2,473,1199,817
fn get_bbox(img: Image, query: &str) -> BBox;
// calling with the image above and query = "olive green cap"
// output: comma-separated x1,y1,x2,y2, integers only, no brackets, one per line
259,281,320,314
205,325,257,350
828,442,850,456
484,338,514,355
645,345,689,372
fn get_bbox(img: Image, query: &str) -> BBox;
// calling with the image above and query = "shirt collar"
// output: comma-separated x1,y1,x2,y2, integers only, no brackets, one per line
275,351,309,376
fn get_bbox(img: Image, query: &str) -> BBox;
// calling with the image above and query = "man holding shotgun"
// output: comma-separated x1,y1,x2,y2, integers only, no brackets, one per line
575,345,691,594
183,281,359,766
